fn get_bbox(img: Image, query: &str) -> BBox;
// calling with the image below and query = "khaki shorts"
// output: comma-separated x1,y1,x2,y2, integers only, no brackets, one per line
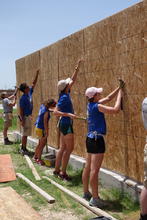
22,116,32,136
3,113,13,129
35,127,44,139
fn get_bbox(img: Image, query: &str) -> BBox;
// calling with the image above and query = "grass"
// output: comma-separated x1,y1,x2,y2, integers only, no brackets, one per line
44,165,140,219
0,114,17,132
0,143,95,220
0,127,140,219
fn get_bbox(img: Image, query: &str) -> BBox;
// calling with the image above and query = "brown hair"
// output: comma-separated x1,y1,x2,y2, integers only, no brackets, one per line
43,99,56,108
19,83,29,92
88,97,95,103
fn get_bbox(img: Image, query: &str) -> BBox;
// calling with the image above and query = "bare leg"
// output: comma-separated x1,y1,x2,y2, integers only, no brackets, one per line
34,140,41,158
90,153,104,198
22,136,27,148
82,153,91,193
140,187,147,215
61,133,74,173
36,137,47,159
3,127,8,139
55,133,66,172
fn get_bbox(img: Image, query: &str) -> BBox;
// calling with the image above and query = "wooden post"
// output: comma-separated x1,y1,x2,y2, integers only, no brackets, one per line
16,173,55,203
24,155,41,181
43,176,118,220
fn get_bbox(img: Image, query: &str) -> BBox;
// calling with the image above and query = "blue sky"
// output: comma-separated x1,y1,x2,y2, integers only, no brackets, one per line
0,0,141,89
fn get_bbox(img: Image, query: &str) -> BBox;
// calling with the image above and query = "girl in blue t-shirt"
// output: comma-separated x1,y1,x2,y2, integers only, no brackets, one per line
54,59,83,181
82,80,124,208
34,99,76,165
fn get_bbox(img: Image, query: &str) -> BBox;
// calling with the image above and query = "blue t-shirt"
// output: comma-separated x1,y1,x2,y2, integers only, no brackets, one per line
87,102,106,138
57,92,74,125
19,87,33,116
35,104,50,130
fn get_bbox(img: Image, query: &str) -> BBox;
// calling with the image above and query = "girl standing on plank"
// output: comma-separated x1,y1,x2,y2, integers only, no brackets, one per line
53,59,83,181
34,99,76,165
82,80,125,208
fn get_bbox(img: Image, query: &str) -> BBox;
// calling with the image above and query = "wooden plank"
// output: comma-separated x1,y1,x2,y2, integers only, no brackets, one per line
43,176,118,220
0,186,42,220
16,173,55,203
0,154,16,182
24,155,41,181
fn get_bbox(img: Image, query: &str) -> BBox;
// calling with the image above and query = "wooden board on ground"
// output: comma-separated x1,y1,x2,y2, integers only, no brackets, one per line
24,155,41,181
43,176,118,220
0,154,16,182
0,186,42,220
16,173,55,203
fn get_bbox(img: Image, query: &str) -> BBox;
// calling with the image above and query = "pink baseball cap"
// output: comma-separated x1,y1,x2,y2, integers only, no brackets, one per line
85,87,103,99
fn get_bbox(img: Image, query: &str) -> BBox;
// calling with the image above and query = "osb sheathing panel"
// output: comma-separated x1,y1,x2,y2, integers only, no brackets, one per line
16,0,147,182
15,58,26,132
39,44,59,147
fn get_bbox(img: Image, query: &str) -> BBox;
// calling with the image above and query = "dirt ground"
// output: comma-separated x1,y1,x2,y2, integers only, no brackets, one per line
39,204,93,220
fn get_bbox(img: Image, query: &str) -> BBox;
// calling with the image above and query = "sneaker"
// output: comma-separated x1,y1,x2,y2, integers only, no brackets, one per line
139,214,147,220
53,170,60,177
19,148,30,156
59,172,72,181
89,197,107,208
35,159,45,166
4,138,13,145
32,156,37,161
83,192,92,201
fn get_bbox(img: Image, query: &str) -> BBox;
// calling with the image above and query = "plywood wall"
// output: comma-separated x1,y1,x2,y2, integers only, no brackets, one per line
15,0,147,183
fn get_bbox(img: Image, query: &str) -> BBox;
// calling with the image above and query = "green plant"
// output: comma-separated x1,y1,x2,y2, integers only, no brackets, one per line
100,188,139,213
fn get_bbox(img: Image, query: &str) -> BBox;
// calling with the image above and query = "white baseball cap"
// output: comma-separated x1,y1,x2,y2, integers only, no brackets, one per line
1,91,7,99
85,87,103,99
57,78,73,93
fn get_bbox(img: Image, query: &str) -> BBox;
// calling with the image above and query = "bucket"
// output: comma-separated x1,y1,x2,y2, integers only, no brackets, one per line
43,154,56,167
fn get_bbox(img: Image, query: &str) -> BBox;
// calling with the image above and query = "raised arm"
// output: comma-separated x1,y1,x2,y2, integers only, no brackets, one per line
99,79,125,104
7,87,18,107
99,87,120,104
98,89,122,114
32,69,39,89
8,87,18,100
8,96,17,107
68,59,83,89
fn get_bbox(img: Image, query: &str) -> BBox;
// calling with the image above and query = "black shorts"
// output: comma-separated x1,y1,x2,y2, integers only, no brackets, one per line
59,123,74,136
86,136,105,154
